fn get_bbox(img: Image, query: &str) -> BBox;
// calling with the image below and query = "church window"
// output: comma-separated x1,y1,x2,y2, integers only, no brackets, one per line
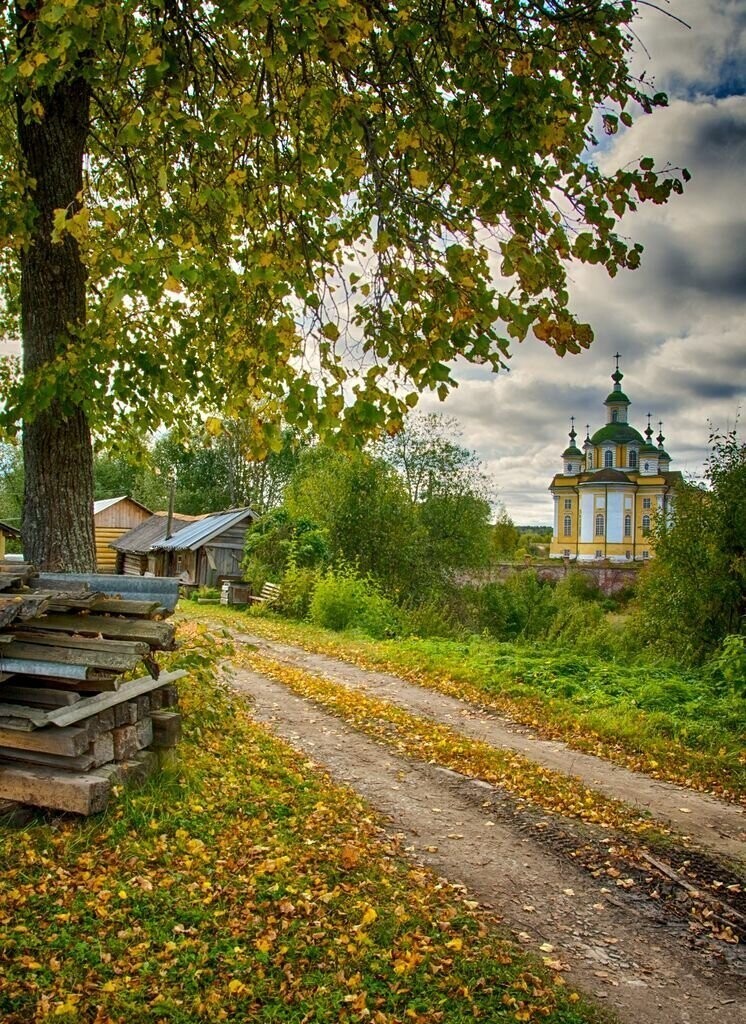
642,550,649,560
624,514,631,537
643,497,651,509
612,409,618,422
566,463,572,473
644,462,649,471
563,515,572,537
604,450,613,468
642,514,651,535
595,513,604,536
564,499,572,510
629,449,637,468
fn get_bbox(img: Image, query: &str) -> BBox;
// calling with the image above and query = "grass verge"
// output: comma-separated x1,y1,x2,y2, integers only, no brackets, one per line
0,622,604,1024
187,606,745,803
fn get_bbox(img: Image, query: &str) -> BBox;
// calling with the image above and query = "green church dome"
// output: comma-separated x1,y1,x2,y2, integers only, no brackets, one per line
590,423,645,445
604,390,630,405
562,445,583,458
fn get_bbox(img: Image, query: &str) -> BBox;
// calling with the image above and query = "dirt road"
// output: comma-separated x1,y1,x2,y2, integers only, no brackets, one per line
223,634,746,1024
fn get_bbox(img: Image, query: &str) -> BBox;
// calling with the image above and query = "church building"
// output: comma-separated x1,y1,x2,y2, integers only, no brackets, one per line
549,358,683,562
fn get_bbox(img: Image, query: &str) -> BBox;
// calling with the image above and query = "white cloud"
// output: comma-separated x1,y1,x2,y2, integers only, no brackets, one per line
424,10,745,525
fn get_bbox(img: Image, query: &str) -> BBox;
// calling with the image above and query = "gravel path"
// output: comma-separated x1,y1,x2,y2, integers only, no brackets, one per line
233,631,746,864
228,663,746,1024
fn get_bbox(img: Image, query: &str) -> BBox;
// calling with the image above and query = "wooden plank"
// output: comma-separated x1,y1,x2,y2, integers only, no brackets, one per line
90,598,162,617
10,630,150,656
0,723,90,757
20,615,176,650
0,685,80,707
0,640,141,672
0,762,110,815
12,675,121,694
0,746,95,772
0,657,114,681
150,711,182,749
44,670,186,728
0,704,50,728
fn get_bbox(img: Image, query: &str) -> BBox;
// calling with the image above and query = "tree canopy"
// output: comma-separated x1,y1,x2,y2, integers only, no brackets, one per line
0,1,684,567
636,429,746,664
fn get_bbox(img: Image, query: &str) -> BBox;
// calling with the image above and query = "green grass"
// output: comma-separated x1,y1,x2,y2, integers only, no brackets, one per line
0,622,603,1024
191,605,746,801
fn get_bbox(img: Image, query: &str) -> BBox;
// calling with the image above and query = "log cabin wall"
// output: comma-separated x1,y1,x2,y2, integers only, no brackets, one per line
94,499,152,573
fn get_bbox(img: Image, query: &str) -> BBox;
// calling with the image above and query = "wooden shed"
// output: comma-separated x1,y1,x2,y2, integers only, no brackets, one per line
0,520,21,561
93,497,152,572
109,512,199,576
150,507,257,587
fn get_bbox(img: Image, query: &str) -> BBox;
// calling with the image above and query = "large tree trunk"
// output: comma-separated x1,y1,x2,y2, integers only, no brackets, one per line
16,70,96,571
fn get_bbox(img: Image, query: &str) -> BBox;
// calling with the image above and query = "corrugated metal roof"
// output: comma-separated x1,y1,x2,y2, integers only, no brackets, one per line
93,496,153,517
110,513,195,555
152,507,257,551
93,496,127,515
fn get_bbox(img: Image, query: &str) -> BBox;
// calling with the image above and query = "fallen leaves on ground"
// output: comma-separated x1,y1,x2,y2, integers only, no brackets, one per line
0,624,600,1024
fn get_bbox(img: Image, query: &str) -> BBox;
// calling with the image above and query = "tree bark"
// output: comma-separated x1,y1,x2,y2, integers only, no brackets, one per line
16,69,96,571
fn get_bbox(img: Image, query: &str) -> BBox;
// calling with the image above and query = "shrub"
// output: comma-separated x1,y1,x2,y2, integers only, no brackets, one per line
707,635,746,697
400,597,464,640
278,564,321,620
309,568,401,638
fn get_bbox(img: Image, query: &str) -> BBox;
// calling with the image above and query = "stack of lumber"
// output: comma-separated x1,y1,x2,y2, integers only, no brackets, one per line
0,563,185,815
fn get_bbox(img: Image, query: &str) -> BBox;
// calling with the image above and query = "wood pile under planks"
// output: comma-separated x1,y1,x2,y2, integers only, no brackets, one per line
0,562,185,816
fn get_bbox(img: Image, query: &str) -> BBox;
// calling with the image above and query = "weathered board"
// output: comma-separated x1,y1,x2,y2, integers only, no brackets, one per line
0,763,111,815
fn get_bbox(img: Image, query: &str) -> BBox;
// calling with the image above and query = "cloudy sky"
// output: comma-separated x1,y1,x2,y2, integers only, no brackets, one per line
418,0,746,524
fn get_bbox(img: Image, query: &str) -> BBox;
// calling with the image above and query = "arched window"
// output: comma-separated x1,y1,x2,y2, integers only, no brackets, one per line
612,409,618,422
595,513,604,536
587,452,593,469
563,515,572,537
644,461,649,472
566,463,572,473
624,514,631,537
604,450,613,468
642,514,651,535
628,449,637,469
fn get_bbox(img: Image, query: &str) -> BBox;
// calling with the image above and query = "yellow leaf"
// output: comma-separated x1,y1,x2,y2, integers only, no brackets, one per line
143,47,162,67
410,168,429,188
164,275,182,293
360,905,377,927
446,937,463,950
